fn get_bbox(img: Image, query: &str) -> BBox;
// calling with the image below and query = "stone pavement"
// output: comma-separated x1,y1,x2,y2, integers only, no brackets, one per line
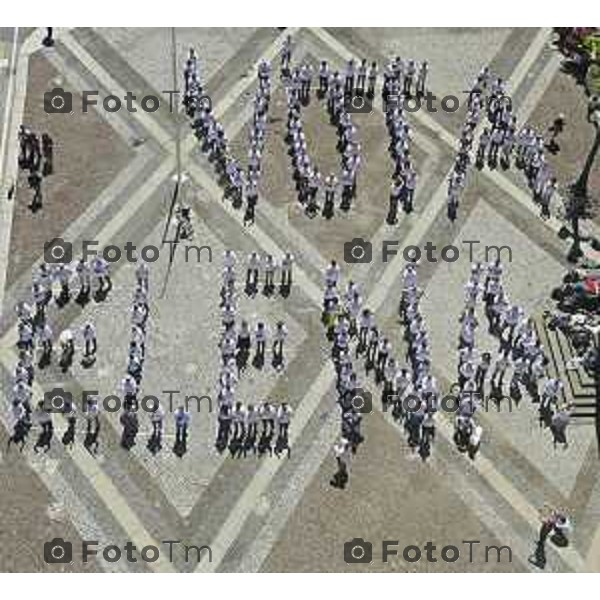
0,27,599,574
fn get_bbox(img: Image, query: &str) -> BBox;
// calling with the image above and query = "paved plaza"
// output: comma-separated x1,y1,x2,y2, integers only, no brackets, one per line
0,27,599,573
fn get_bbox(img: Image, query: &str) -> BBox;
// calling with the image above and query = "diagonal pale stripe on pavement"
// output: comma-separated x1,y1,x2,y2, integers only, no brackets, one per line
43,47,143,146
194,366,336,572
518,52,563,124
59,30,174,149
585,521,600,572
237,410,340,572
508,28,555,95
1,347,176,573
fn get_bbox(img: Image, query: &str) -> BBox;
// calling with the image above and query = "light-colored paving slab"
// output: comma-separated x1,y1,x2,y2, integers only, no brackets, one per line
98,27,260,100
354,27,513,97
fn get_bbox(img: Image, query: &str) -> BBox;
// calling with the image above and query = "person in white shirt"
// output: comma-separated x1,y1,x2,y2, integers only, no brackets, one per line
468,423,483,460
218,383,235,410
550,403,573,448
246,251,260,290
259,401,275,436
277,402,293,437
272,321,288,364
246,404,259,439
131,302,148,330
150,401,165,436
264,254,276,292
232,401,246,438
131,283,148,308
221,335,236,363
281,252,294,290
92,256,111,294
318,60,329,96
75,258,91,297
541,378,563,408
174,406,191,444
415,60,428,98
54,262,72,301
17,321,33,351
255,322,268,363
331,437,351,489
15,300,32,323
82,321,97,358
135,261,149,291
324,260,340,288
236,320,251,353
223,249,237,270
39,322,53,357
460,322,476,350
122,374,138,407
33,401,54,453
58,328,75,368
358,308,374,349
367,61,378,98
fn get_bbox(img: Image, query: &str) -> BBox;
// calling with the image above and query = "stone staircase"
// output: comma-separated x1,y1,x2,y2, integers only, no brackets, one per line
534,314,597,418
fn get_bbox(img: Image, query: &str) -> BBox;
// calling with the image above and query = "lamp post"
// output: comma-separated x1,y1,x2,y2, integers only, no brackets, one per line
564,96,600,262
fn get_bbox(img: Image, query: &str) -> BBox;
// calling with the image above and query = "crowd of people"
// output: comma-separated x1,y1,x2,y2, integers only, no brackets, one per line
185,47,272,227
325,252,580,489
284,50,362,219
448,65,559,222
9,257,106,453
114,262,152,452
455,258,575,449
216,249,293,457
383,57,422,223
322,258,439,488
4,38,585,486
16,126,53,212
242,250,294,298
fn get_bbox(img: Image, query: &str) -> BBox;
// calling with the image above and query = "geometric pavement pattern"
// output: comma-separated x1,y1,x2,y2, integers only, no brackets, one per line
0,27,599,573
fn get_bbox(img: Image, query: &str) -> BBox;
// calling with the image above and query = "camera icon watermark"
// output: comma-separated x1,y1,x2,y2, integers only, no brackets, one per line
344,538,372,563
44,88,73,114
43,387,73,413
344,94,372,114
44,238,73,264
344,238,372,264
44,538,73,563
349,388,372,414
